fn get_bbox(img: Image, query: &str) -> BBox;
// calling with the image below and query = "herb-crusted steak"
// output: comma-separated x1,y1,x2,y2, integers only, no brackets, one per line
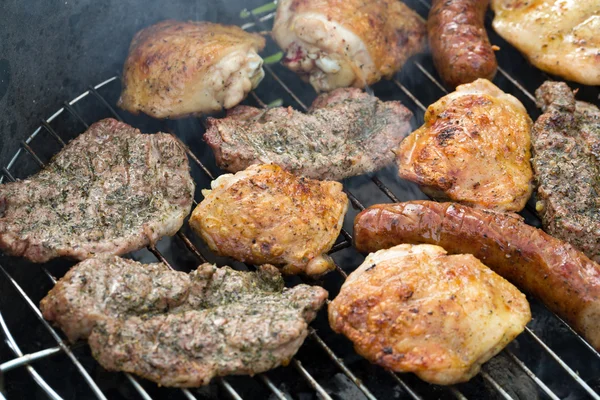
532,82,600,262
40,256,328,387
0,118,194,262
204,88,413,180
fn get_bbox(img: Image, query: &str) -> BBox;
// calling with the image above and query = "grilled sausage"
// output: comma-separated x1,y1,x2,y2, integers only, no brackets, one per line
428,0,497,88
353,201,600,351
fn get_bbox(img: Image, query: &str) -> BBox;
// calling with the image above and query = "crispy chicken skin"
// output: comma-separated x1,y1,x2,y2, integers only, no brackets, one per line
396,79,533,212
189,164,348,275
353,201,600,351
118,20,266,118
491,0,600,86
272,0,426,92
329,244,530,385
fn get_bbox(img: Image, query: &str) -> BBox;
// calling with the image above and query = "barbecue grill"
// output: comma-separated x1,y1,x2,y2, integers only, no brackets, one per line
1,0,599,399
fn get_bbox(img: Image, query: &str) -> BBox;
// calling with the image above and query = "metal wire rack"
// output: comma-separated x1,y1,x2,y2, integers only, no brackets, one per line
1,0,600,399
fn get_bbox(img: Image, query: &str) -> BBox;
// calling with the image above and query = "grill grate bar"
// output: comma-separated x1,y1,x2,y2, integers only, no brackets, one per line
40,120,67,146
344,189,366,211
20,141,45,167
180,389,198,400
218,379,244,400
392,79,427,112
0,263,108,400
308,328,379,400
388,372,422,400
1,168,16,183
497,67,536,103
414,61,448,93
328,240,352,254
504,350,560,400
448,386,468,400
371,176,401,203
293,360,333,400
88,86,123,122
258,374,289,400
0,345,62,373
480,371,514,400
551,314,600,360
169,132,216,180
524,327,600,399
124,374,154,400
63,101,90,129
263,65,308,111
0,313,63,400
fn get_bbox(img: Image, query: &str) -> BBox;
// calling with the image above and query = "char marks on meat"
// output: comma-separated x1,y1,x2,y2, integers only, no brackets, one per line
533,81,600,262
204,88,413,181
41,255,328,387
0,118,194,263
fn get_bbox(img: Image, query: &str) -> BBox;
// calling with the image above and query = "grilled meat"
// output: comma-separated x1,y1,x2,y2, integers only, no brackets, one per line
532,81,600,262
428,0,498,88
40,255,190,342
189,164,348,275
396,79,533,212
204,88,413,180
329,244,530,385
353,201,600,351
118,20,266,118
491,0,600,86
0,118,194,263
272,0,426,92
41,256,328,387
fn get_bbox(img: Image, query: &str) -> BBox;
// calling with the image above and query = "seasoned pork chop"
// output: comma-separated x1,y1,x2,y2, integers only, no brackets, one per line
533,81,600,262
41,256,328,387
0,118,194,262
190,164,348,275
329,244,530,385
205,88,413,180
118,20,266,118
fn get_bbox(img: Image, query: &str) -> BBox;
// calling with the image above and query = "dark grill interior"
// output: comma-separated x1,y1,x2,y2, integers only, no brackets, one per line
1,1,600,399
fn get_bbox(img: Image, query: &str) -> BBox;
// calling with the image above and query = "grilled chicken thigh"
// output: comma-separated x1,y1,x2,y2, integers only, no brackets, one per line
205,88,413,180
396,79,533,212
272,0,426,92
41,256,328,387
189,164,348,275
118,20,266,118
329,244,530,385
491,0,600,85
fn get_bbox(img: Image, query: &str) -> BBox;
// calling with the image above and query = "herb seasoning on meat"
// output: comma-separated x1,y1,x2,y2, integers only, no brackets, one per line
0,118,194,262
40,255,328,387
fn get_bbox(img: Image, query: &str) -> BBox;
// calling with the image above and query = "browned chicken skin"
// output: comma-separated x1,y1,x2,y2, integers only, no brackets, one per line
118,20,266,118
272,0,426,91
396,79,533,212
329,244,530,385
189,164,348,275
353,201,600,351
